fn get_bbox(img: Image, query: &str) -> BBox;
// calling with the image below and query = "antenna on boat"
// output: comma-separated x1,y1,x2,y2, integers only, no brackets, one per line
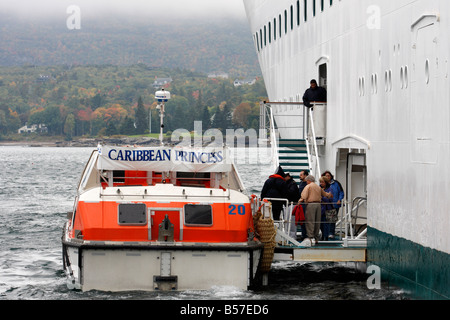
155,89,171,145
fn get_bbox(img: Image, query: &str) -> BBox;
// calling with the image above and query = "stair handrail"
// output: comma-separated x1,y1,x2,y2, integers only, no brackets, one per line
306,104,322,176
268,106,280,170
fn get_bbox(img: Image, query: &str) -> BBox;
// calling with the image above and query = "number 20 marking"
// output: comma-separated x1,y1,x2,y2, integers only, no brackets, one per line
228,204,246,215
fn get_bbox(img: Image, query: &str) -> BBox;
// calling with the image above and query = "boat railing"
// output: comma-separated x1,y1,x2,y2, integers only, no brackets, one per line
260,198,303,246
336,197,367,247
100,171,220,189
99,189,232,199
255,196,368,248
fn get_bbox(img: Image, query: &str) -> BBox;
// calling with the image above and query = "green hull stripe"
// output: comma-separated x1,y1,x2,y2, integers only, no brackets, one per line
367,227,449,300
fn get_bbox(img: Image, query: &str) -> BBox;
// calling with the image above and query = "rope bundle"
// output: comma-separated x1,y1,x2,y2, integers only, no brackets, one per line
254,209,277,273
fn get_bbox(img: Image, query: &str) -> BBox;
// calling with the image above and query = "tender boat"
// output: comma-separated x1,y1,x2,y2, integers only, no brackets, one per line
62,144,265,292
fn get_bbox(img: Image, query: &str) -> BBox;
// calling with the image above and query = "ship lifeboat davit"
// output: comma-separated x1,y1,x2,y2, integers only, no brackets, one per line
62,144,265,292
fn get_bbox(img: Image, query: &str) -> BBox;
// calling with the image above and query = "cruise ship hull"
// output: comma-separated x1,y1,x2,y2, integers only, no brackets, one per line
244,0,449,299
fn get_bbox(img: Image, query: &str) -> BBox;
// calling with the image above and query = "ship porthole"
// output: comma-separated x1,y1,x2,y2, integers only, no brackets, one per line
400,67,404,89
384,71,388,92
404,66,409,88
425,59,430,84
389,69,392,92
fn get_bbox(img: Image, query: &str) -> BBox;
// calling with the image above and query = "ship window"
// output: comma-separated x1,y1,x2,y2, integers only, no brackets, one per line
371,73,378,94
400,67,404,89
304,0,308,21
274,18,277,40
284,10,288,34
297,1,300,25
279,14,282,38
118,203,147,225
268,22,271,43
321,0,324,11
184,204,213,226
313,0,316,16
330,0,333,6
264,25,267,46
384,70,393,92
260,29,263,48
404,66,409,88
359,77,365,97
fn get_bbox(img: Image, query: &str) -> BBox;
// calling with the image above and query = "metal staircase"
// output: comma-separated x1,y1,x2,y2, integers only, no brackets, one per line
278,139,309,176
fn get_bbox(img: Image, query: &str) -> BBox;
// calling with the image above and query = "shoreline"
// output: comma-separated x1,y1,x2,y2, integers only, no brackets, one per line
0,137,162,148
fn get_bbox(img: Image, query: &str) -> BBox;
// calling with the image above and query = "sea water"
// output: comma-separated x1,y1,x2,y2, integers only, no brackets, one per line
0,146,410,300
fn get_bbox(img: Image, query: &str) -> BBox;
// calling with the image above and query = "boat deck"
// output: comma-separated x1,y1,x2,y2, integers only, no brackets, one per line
274,241,366,263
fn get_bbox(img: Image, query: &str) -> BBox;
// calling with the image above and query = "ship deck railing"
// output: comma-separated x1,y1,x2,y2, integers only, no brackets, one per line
260,197,367,263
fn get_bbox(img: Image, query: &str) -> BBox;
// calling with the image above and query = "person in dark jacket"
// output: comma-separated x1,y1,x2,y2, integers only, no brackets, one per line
302,79,327,108
319,176,334,240
260,166,289,220
285,173,300,203
322,170,344,239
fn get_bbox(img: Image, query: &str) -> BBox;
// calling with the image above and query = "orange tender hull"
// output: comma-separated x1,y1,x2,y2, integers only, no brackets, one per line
72,201,253,243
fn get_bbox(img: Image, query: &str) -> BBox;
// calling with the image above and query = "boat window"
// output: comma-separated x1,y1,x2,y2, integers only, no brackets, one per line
113,170,125,183
184,204,213,226
176,172,211,188
176,172,210,179
118,203,147,225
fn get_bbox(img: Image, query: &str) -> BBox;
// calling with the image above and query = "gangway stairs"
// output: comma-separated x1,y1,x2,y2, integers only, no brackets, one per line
278,139,309,178
259,101,367,272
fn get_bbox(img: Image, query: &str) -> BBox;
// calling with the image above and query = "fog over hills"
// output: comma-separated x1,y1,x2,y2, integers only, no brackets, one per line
0,0,259,77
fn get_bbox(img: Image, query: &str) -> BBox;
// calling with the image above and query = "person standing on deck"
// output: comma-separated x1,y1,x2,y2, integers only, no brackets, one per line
298,175,332,247
298,170,309,240
302,79,327,108
322,171,344,239
261,166,289,221
319,176,334,241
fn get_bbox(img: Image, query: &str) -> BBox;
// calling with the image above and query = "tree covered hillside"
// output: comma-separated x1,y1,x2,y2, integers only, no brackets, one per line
0,64,268,140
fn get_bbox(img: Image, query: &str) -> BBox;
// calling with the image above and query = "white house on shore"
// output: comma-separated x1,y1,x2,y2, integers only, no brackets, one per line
18,124,48,134
233,78,256,87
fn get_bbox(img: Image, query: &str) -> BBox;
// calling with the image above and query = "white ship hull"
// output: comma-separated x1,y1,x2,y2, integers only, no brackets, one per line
244,0,449,299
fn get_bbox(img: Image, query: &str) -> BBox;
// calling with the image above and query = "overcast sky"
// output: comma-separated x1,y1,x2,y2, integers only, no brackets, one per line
0,0,247,21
